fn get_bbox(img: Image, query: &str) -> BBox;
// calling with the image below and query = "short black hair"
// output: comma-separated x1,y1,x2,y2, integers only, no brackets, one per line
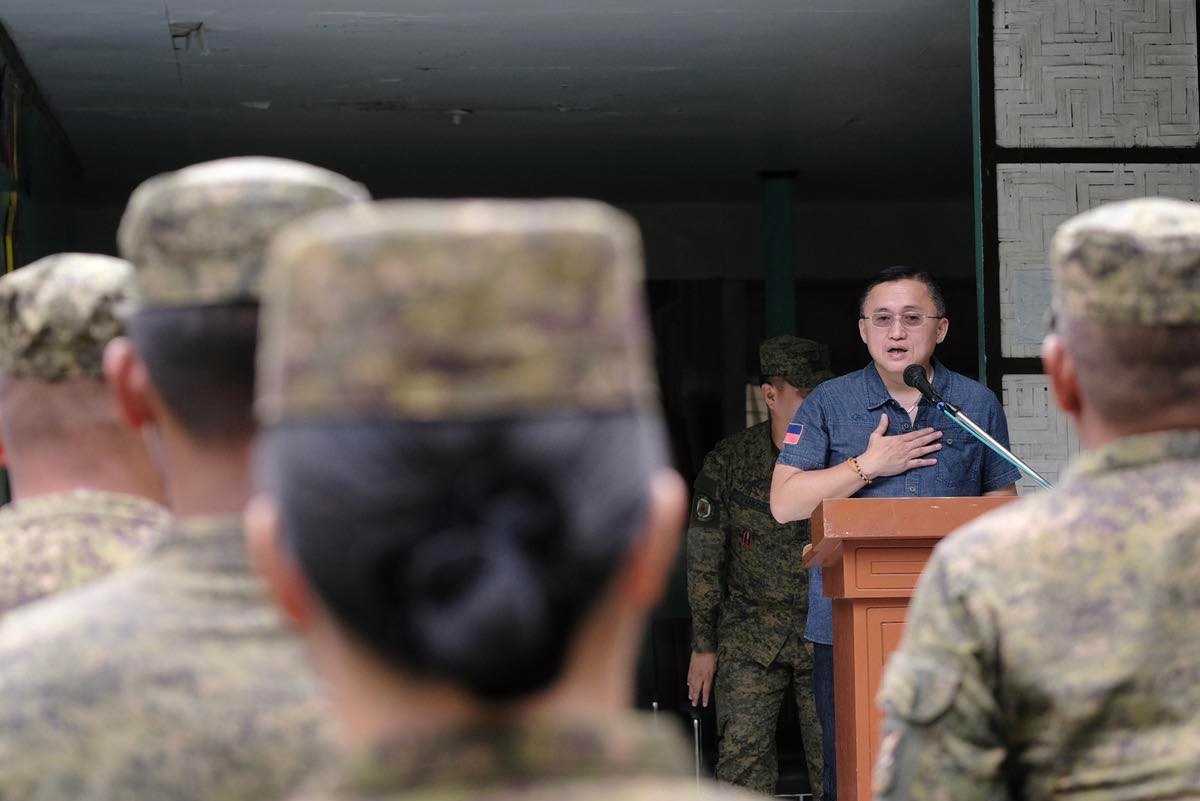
260,412,666,702
859,265,948,317
127,303,259,441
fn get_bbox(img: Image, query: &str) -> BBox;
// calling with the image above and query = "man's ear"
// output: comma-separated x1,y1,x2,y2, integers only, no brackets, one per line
245,494,317,632
935,316,949,344
616,469,687,611
761,382,776,411
858,317,869,345
1041,334,1081,417
103,337,159,432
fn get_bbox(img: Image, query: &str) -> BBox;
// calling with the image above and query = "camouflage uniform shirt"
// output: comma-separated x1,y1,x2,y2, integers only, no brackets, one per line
294,713,762,801
876,430,1200,801
0,489,168,613
0,515,332,801
688,420,810,665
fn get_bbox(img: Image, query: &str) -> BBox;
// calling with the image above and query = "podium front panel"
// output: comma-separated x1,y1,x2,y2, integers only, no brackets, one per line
866,604,907,767
854,546,933,592
835,594,908,801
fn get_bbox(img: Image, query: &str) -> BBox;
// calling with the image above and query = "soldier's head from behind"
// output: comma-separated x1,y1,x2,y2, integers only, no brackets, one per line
247,200,686,728
758,335,828,428
0,254,164,504
106,157,368,515
1043,197,1200,444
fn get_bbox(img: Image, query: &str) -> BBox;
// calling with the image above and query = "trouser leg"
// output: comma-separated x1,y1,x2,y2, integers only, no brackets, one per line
786,638,824,801
812,642,837,801
715,652,789,795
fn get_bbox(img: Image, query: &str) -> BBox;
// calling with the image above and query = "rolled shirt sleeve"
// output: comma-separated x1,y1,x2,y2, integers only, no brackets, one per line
777,387,830,471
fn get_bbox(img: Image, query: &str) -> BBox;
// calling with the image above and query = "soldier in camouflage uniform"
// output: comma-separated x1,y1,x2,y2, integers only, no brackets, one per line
0,253,168,611
875,197,1200,801
687,335,829,797
0,158,369,800
247,199,762,801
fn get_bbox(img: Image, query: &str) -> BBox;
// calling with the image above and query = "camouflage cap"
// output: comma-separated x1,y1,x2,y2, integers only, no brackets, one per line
759,336,827,389
0,253,136,381
117,157,370,308
1050,197,1200,326
257,199,659,424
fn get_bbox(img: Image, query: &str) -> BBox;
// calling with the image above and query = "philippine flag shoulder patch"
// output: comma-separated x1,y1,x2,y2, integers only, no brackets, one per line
783,423,804,447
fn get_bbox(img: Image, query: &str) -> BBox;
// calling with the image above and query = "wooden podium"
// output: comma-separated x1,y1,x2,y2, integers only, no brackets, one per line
804,497,1016,801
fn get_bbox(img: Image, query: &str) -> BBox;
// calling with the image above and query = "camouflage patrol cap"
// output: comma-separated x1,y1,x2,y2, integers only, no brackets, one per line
759,336,827,389
117,157,370,308
1050,197,1200,326
0,253,135,381
257,199,659,424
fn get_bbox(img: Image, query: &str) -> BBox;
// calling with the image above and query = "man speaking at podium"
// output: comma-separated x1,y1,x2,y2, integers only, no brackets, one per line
769,266,1019,800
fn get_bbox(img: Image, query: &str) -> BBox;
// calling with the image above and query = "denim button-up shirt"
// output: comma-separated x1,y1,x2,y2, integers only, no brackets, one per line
777,360,1020,644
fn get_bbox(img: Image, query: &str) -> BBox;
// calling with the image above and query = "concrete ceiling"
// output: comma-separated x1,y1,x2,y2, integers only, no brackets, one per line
2,1,971,200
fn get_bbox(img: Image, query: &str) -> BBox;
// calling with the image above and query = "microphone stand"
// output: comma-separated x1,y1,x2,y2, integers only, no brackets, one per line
933,401,1052,490
905,366,1053,490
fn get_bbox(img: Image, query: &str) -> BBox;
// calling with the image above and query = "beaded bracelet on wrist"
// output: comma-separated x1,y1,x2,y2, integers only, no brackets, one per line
848,456,871,484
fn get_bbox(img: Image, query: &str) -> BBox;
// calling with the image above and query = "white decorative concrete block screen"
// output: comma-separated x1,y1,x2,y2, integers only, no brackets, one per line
997,163,1200,356
1002,373,1080,493
995,0,1199,147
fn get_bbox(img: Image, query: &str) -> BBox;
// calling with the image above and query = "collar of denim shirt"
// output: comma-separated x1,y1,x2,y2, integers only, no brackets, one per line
859,357,951,411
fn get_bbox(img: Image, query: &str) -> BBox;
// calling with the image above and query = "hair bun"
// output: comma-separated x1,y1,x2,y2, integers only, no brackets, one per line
396,477,564,697
274,416,655,703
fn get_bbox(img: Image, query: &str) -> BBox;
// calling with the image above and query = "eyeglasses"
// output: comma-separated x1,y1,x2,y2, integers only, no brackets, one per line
861,312,943,329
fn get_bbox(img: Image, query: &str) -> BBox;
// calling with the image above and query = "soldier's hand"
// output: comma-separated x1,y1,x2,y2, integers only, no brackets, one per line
687,651,717,708
857,414,942,479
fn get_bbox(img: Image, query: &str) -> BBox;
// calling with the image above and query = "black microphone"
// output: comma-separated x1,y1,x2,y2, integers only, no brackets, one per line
902,364,934,397
903,364,960,414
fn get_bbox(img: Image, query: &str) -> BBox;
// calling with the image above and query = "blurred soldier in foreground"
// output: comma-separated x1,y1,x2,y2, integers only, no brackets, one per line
245,199,762,801
875,197,1200,801
0,253,167,611
0,158,368,800
687,335,828,797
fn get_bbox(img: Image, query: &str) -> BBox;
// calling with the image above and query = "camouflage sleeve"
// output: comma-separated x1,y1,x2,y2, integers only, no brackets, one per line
874,551,1009,801
685,452,727,653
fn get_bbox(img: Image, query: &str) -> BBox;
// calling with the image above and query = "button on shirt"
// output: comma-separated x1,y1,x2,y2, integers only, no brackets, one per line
776,360,1020,644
